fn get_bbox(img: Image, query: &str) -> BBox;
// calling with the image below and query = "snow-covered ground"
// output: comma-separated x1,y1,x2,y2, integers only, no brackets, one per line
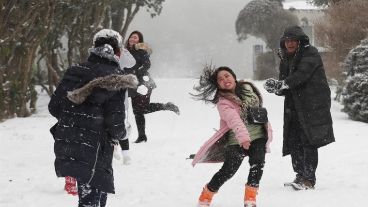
0,79,367,207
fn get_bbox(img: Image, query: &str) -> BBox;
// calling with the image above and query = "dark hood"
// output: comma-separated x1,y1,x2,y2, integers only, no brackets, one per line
88,44,120,66
280,25,310,49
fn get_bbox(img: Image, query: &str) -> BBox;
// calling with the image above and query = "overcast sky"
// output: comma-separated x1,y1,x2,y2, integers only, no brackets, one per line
128,0,260,78
128,0,315,78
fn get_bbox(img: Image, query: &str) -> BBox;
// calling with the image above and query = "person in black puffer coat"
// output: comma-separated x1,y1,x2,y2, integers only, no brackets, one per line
263,26,335,190
49,29,138,207
121,30,180,144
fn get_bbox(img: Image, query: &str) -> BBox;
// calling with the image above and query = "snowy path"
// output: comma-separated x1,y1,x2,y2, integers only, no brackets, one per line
0,79,367,207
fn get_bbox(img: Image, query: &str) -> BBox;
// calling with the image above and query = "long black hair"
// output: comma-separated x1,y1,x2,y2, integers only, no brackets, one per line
125,30,144,49
191,65,238,104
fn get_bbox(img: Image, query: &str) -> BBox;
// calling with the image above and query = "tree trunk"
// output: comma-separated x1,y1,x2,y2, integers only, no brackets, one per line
0,0,55,120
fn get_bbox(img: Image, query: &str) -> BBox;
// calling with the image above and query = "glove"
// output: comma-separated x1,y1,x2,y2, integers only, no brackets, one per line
264,78,288,93
113,145,123,160
137,85,148,95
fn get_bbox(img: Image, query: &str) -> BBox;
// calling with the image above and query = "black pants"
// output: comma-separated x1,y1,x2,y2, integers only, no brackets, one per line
291,145,318,184
119,139,129,151
131,89,167,136
207,138,266,192
77,182,107,207
288,113,318,185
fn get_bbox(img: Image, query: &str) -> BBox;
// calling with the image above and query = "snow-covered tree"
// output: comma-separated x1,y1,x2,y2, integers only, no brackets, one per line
235,0,298,79
0,0,165,121
314,0,368,80
0,0,55,120
342,38,368,123
235,0,299,50
308,0,343,7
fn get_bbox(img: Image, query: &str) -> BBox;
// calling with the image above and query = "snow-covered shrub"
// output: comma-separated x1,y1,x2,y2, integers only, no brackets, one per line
341,38,368,123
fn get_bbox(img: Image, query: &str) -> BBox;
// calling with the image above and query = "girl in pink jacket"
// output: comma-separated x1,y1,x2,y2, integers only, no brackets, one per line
191,66,272,207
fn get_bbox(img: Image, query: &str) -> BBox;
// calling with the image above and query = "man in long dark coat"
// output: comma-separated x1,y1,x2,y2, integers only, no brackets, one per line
264,25,335,190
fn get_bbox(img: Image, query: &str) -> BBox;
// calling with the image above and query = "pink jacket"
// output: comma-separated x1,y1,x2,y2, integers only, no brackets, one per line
192,97,273,167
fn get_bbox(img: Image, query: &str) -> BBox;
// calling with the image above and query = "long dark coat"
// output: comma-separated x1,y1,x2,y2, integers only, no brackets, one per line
278,26,335,156
48,46,137,193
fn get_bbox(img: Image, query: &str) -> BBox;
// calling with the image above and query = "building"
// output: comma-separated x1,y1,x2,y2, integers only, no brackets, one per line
283,1,326,50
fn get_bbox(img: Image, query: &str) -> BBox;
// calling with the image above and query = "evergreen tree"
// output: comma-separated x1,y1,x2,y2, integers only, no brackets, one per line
342,38,368,123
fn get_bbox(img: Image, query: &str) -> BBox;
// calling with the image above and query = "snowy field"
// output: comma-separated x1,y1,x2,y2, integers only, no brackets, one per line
0,79,367,207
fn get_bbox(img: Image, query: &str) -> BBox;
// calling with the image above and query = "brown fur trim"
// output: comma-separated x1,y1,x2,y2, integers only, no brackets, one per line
67,74,138,104
134,43,152,54
218,80,263,107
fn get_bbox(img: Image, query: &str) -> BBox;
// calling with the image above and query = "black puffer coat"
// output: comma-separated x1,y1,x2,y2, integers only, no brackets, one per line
49,46,136,193
278,26,335,156
125,43,156,97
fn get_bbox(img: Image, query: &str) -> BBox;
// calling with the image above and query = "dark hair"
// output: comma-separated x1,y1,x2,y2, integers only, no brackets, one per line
94,37,120,55
191,65,238,104
125,30,144,49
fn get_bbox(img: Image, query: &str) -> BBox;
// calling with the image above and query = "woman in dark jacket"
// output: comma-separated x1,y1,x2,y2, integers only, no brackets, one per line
264,26,335,190
121,31,180,144
49,29,137,207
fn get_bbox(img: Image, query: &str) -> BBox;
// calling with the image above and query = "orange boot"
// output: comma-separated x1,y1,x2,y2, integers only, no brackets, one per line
244,185,258,207
198,185,216,207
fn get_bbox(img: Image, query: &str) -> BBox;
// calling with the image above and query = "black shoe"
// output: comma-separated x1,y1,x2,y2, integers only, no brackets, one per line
291,179,315,190
293,175,303,184
165,102,180,115
284,175,303,187
134,135,147,143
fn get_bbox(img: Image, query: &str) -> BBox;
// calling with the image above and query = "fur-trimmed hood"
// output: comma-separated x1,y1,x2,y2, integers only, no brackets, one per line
134,42,152,55
67,74,138,104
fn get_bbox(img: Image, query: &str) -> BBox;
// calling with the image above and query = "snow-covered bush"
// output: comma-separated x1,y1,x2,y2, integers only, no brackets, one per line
341,38,368,123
